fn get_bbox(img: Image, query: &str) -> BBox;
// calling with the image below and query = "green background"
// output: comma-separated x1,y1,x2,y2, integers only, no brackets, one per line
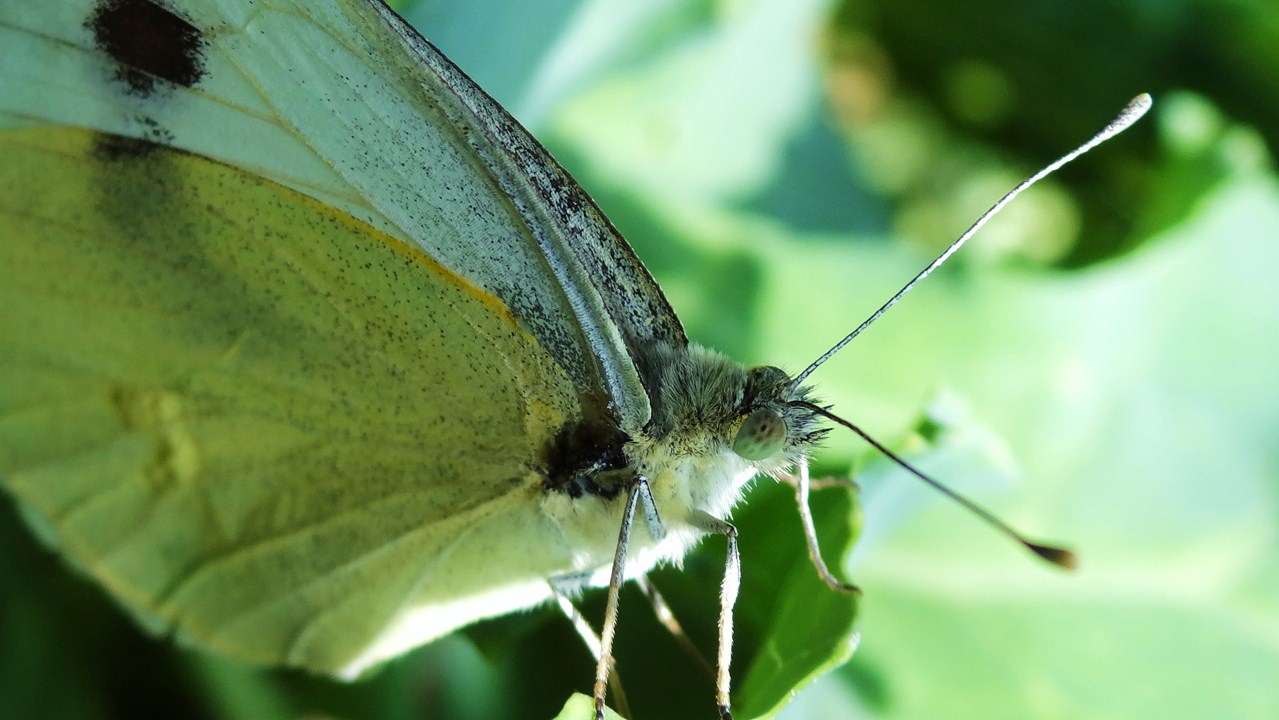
3,0,1277,718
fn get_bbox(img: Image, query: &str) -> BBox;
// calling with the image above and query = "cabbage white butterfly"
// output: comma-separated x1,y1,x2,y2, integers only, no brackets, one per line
0,0,1149,717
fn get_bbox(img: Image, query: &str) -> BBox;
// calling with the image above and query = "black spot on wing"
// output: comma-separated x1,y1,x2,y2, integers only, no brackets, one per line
87,0,207,96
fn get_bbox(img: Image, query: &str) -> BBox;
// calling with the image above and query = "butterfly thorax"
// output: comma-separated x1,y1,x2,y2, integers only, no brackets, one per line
540,342,825,577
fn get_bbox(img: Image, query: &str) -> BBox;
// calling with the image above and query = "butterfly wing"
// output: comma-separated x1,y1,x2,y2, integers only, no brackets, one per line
0,122,591,675
0,0,679,675
0,0,685,434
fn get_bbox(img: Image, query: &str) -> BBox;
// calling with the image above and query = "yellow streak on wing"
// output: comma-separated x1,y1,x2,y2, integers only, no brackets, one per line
0,126,579,674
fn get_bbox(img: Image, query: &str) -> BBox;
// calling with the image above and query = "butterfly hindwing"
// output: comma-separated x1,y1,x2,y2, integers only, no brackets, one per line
0,115,599,675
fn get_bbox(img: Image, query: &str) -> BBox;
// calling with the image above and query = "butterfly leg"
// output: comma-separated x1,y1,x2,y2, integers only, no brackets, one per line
593,476,655,720
550,575,632,720
637,478,664,542
791,458,860,594
687,511,739,720
549,573,603,660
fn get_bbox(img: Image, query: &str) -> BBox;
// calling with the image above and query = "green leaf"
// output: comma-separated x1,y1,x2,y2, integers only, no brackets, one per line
834,159,1279,720
552,693,625,720
731,481,861,718
640,478,861,720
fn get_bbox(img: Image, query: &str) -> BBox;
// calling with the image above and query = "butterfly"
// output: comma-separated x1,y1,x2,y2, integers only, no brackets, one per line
0,0,1148,717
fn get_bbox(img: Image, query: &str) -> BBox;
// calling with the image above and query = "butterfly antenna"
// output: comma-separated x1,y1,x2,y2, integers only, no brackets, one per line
795,401,1077,569
789,93,1153,390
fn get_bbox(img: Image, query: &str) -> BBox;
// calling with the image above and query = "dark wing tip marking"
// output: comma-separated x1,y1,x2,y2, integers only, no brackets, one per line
87,0,208,96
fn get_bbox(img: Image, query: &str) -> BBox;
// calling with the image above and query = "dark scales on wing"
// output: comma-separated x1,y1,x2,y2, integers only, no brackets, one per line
543,391,630,500
87,0,207,96
81,130,210,252
91,122,173,161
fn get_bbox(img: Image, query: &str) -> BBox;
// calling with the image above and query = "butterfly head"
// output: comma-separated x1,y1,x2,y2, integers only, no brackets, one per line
730,364,826,470
636,343,825,479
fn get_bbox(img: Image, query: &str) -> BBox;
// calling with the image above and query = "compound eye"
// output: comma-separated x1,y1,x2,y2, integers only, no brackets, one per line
732,408,786,461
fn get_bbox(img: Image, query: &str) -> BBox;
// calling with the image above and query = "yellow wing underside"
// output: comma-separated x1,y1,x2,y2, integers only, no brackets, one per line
0,125,580,674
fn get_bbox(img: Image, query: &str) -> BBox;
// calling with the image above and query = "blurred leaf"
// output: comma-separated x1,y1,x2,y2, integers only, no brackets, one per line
826,127,1279,719
548,0,832,205
824,0,1261,266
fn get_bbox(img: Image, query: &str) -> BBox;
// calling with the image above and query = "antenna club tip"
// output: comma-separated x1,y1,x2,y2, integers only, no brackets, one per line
1029,543,1079,570
1112,93,1154,131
